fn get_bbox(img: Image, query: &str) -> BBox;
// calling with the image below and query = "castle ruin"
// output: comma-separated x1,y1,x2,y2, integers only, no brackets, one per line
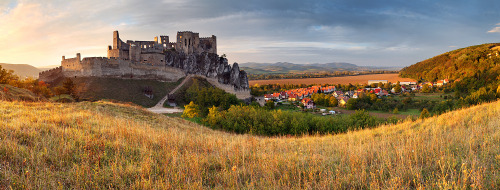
40,31,249,98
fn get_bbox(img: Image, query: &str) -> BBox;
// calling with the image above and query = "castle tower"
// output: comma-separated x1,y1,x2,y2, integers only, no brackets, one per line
108,30,130,59
176,31,199,54
113,31,120,49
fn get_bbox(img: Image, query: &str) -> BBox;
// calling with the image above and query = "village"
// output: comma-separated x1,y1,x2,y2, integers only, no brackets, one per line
261,79,450,115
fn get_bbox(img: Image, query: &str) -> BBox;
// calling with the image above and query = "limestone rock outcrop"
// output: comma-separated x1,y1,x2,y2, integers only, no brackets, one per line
164,52,249,89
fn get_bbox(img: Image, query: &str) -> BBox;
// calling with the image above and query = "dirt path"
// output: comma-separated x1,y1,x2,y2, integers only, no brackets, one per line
147,76,191,114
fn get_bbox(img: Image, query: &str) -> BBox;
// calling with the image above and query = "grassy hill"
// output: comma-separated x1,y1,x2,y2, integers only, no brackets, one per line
1,99,499,189
400,43,500,82
0,84,46,102
0,63,41,78
53,77,184,107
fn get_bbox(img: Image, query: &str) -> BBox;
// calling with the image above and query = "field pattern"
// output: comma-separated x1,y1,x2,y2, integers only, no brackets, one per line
249,73,416,86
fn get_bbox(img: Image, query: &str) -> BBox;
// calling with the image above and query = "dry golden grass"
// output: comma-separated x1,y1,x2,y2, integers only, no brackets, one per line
1,99,499,189
249,73,416,86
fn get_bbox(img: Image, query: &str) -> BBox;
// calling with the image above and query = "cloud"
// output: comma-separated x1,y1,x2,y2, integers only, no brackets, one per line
0,0,500,67
488,25,500,33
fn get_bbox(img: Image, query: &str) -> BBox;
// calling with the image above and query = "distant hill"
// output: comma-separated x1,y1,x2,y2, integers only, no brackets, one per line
400,43,500,82
239,62,400,74
0,63,42,78
37,65,59,71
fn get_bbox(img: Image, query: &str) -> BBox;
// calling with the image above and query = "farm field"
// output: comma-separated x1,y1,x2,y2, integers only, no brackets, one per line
249,73,416,86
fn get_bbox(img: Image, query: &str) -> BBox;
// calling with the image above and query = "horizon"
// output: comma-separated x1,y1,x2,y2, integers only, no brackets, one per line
1,0,500,67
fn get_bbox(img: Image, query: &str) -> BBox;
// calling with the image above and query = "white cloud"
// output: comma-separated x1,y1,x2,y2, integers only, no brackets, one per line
488,26,500,33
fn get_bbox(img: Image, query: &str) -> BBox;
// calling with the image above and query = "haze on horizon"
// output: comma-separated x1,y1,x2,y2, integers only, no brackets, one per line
1,0,500,68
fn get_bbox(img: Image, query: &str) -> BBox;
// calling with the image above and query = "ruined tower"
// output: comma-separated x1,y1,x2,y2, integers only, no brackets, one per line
107,31,129,59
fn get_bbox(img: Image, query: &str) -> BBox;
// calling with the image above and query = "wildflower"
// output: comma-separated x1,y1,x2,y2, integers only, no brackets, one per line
232,165,237,171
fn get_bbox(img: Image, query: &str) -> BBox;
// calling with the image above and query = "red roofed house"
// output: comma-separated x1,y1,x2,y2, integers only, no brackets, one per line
301,98,315,109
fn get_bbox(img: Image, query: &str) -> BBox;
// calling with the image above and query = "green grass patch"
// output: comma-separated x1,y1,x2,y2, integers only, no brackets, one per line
369,109,420,116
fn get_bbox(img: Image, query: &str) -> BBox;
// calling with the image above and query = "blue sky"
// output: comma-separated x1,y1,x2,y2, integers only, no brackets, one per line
1,0,500,67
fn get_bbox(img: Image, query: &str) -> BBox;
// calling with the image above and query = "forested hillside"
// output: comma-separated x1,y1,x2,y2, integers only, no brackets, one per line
400,43,500,84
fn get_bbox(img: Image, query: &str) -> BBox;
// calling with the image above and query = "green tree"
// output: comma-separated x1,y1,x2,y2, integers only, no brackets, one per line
383,82,391,90
328,96,338,107
265,101,275,110
182,101,199,118
419,108,430,119
393,108,399,114
346,98,358,110
422,84,431,93
394,82,402,93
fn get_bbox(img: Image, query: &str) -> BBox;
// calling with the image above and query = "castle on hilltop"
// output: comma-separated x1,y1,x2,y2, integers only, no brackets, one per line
40,31,250,99
106,31,216,61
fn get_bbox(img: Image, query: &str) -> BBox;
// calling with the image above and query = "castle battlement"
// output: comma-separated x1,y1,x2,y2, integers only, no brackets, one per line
177,31,197,33
39,66,62,75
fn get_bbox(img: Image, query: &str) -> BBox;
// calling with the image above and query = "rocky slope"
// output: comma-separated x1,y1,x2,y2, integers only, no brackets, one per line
164,52,249,89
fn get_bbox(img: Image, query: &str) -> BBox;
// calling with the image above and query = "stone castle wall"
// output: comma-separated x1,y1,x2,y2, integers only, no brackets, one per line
60,57,186,82
39,66,63,82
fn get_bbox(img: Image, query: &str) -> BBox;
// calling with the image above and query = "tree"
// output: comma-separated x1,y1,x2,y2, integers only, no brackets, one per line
328,96,338,107
346,98,358,110
265,101,275,110
0,65,17,84
422,84,431,93
62,78,75,95
393,108,399,114
419,108,430,119
53,86,66,100
383,82,391,90
182,101,199,118
394,82,402,94
497,85,500,98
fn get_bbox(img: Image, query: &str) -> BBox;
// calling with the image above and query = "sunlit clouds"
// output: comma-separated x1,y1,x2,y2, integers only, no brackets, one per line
0,0,500,67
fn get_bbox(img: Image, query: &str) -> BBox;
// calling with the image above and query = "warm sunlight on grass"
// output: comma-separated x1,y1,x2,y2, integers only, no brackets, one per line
1,100,499,189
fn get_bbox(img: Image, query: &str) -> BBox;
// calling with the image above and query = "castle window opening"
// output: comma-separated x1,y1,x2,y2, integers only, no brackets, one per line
184,39,187,46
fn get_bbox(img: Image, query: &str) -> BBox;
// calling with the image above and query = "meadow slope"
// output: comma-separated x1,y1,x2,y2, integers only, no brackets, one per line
1,100,499,189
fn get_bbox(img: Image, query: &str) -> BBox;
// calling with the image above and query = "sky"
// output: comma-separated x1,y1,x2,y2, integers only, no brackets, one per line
1,0,500,67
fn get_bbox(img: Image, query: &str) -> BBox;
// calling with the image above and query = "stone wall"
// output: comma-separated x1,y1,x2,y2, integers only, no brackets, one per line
39,66,62,82
199,35,216,54
61,53,82,71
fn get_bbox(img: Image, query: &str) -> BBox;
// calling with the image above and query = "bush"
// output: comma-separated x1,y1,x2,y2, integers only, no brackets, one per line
204,105,381,136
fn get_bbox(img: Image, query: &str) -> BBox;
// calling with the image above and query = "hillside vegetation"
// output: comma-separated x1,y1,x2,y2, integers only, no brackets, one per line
400,43,500,83
1,99,500,189
0,84,46,102
56,77,183,107
0,63,41,78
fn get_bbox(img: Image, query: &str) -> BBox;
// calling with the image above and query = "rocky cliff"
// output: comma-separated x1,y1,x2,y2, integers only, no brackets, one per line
164,52,249,89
